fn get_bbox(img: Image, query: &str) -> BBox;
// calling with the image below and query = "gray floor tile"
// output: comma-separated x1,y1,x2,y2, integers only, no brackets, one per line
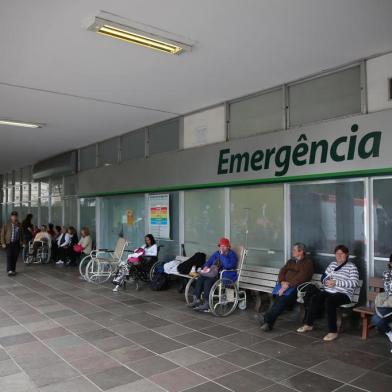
0,332,36,347
184,381,232,391
174,331,215,345
273,332,318,348
129,355,179,377
250,339,296,358
34,326,70,340
200,325,239,338
38,376,101,392
219,348,267,367
91,335,133,352
149,367,207,392
190,357,241,380
215,369,275,392
105,378,166,391
25,361,79,387
109,345,155,363
193,338,239,355
153,323,194,337
282,370,343,392
0,358,22,376
162,347,212,366
248,358,303,382
350,370,392,392
87,365,141,391
221,331,264,347
141,337,185,354
309,359,368,383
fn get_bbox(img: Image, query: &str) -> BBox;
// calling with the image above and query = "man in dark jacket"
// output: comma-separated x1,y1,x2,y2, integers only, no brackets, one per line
259,242,313,331
1,211,23,276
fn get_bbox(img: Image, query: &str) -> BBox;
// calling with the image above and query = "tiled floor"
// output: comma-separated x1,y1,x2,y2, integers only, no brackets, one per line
0,254,391,392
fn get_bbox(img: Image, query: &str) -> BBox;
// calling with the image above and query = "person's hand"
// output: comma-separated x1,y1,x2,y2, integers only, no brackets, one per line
325,279,336,288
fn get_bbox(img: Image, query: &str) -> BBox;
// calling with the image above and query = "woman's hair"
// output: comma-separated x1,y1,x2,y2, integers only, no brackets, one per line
55,225,61,232
145,234,156,246
81,226,90,236
41,225,47,231
68,226,77,236
334,244,349,255
23,214,33,224
48,223,54,231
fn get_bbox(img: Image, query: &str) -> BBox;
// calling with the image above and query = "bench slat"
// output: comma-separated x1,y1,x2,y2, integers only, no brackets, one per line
239,276,277,288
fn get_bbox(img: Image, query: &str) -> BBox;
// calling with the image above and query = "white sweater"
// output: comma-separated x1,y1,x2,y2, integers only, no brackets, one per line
78,235,92,255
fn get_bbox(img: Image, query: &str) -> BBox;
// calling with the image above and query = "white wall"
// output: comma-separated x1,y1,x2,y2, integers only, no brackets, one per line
183,105,226,149
367,52,392,112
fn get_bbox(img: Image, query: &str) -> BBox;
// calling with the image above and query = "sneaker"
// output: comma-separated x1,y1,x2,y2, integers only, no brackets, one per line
260,323,272,332
254,313,264,324
187,296,200,308
297,325,313,333
385,331,392,344
7,271,13,276
113,285,120,293
194,302,210,312
56,260,64,265
323,332,338,341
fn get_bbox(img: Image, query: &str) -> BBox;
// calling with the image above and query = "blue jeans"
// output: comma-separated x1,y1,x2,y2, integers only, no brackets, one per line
264,289,298,327
371,308,392,334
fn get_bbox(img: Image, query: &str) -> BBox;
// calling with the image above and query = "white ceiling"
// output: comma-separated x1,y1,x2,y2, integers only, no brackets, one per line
1,0,392,173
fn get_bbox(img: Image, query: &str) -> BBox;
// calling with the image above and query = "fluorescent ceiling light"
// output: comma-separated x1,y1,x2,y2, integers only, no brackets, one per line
0,119,42,128
85,11,193,55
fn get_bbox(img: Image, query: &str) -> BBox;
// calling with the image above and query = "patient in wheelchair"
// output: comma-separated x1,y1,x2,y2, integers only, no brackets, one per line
29,225,52,263
112,234,158,292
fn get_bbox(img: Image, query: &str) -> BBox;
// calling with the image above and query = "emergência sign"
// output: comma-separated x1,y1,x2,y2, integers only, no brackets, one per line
217,124,381,177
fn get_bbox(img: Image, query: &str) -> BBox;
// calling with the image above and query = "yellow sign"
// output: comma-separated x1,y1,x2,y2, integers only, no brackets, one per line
127,210,134,226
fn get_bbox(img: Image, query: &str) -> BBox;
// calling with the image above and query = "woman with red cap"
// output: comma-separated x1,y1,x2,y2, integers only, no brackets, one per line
189,237,238,312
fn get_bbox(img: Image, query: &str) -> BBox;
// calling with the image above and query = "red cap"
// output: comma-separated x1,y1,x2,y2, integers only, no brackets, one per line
218,237,230,247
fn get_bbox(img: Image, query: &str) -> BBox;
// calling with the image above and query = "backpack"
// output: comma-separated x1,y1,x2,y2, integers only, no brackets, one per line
150,272,170,291
177,252,206,275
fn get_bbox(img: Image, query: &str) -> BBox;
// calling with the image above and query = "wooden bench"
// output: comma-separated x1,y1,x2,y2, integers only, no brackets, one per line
239,265,362,318
353,277,384,340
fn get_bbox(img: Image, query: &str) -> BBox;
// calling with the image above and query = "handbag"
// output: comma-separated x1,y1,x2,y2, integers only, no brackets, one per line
272,282,296,296
375,292,392,318
198,264,219,278
73,244,83,253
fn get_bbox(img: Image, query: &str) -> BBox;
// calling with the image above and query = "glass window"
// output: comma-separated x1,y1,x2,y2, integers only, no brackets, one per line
80,144,97,171
80,198,96,242
288,66,361,127
40,197,49,225
149,120,179,155
64,197,77,228
373,178,392,276
7,187,13,203
98,138,119,167
31,183,39,207
121,129,146,161
230,89,283,139
64,176,77,196
51,178,63,197
40,181,50,198
290,181,365,273
14,184,21,204
51,195,63,226
100,194,145,249
184,189,225,257
22,182,30,203
230,185,284,267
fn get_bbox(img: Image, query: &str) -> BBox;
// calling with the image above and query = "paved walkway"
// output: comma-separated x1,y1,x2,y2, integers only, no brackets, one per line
0,254,391,392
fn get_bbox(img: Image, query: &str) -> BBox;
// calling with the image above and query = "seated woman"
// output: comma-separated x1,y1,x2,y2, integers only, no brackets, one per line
32,225,52,261
371,256,392,352
113,234,158,292
77,227,93,258
65,226,79,266
188,237,238,312
297,244,359,341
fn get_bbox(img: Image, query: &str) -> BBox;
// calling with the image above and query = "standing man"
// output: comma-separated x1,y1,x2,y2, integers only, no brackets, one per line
1,211,23,276
259,243,313,331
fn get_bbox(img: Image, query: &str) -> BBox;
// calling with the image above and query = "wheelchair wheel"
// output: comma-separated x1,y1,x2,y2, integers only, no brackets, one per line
79,255,92,279
149,261,161,281
184,276,199,305
209,278,239,317
85,259,113,284
40,246,51,264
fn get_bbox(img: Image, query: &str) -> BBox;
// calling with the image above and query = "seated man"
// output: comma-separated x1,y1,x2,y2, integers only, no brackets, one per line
259,243,313,331
189,237,238,312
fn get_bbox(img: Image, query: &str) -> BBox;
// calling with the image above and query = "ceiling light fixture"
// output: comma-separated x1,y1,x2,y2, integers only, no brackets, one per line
0,119,42,128
85,11,193,55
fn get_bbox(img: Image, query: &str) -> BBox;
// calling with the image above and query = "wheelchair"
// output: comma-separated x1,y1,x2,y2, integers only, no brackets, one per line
184,246,247,317
24,240,51,264
128,256,158,290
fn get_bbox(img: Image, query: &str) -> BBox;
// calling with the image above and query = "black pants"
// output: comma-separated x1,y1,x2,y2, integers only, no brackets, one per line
304,290,350,333
6,242,20,272
194,276,218,300
264,289,298,327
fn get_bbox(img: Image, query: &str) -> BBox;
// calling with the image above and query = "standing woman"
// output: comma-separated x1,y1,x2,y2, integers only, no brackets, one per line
21,214,34,261
297,244,359,341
